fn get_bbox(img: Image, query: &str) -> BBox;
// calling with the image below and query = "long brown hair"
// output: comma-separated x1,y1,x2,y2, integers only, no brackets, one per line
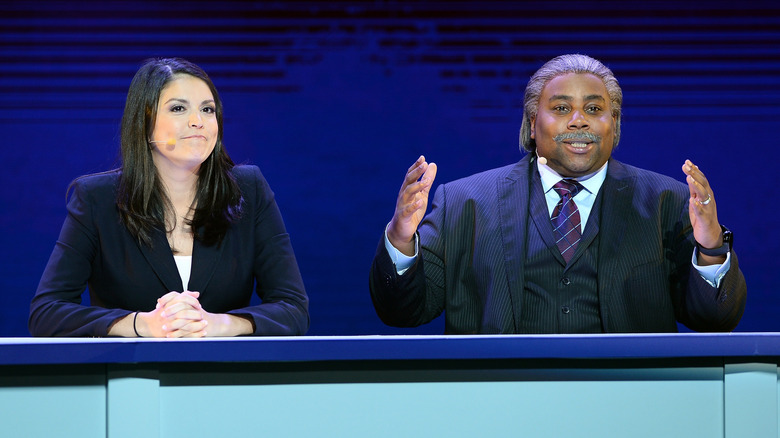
117,57,242,248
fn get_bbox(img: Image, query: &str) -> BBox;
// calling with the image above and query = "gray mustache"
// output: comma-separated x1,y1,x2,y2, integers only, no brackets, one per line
553,131,601,143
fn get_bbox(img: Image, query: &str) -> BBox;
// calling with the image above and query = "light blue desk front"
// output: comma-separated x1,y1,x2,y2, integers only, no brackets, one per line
1,334,778,437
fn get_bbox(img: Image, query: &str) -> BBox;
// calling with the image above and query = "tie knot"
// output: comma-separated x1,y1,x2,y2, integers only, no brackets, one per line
553,179,583,199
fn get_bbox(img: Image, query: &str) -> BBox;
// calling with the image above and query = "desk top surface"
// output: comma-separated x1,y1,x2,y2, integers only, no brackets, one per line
1,333,779,366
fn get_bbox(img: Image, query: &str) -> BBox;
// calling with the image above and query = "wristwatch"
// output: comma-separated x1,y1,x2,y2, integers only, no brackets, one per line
697,225,732,257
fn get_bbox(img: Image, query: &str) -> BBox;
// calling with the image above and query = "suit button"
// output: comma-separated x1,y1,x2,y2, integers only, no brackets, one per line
384,275,392,286
561,277,571,286
561,306,571,314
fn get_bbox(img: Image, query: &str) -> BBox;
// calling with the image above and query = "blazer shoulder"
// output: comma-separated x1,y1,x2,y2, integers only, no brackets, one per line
68,170,121,201
230,164,276,212
231,164,268,191
231,164,262,181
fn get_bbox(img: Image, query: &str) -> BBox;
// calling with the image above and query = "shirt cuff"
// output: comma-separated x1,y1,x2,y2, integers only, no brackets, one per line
691,248,732,288
383,224,418,275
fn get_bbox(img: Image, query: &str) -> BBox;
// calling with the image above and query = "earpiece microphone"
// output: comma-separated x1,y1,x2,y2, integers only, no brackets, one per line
150,138,176,147
538,156,548,166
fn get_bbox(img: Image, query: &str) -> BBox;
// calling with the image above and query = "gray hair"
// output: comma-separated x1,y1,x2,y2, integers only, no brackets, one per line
519,54,622,153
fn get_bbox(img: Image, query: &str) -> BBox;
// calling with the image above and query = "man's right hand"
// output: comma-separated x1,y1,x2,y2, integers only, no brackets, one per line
387,155,437,256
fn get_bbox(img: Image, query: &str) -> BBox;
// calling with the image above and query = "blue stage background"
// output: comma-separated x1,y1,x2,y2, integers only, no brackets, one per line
1,1,778,336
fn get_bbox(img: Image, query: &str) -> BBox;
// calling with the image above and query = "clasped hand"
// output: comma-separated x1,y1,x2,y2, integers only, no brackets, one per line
144,291,209,338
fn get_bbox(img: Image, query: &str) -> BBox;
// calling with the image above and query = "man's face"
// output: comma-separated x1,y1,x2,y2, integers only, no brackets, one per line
531,73,616,177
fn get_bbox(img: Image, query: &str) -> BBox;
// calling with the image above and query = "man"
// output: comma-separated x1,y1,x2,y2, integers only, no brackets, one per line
369,54,746,333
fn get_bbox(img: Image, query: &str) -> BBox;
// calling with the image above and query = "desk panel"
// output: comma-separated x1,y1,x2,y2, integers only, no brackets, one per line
1,335,778,438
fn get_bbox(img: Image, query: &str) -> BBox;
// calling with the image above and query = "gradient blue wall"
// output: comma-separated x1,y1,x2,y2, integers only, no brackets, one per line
1,1,778,336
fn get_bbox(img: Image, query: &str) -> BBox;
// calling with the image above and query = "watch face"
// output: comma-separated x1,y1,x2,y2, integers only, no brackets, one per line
722,227,733,248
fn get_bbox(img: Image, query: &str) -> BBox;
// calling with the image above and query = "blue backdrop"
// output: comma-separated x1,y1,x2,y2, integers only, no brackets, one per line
1,1,778,336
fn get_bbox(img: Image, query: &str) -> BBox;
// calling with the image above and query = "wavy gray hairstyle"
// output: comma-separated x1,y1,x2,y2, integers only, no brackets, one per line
519,54,622,153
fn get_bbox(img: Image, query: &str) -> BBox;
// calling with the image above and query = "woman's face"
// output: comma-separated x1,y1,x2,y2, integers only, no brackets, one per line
150,74,218,175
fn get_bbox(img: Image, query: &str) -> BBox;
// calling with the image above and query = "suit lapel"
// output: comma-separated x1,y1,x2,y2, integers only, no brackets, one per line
137,228,184,292
187,230,227,293
567,187,603,268
528,168,566,266
497,156,533,332
136,226,227,293
596,159,635,329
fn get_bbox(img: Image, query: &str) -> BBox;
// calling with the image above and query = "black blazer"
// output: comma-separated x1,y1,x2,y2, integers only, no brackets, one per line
370,155,746,333
30,165,309,337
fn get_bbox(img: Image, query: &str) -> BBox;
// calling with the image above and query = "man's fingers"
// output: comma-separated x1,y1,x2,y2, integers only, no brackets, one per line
683,159,714,206
403,162,428,189
403,176,434,197
421,163,437,193
396,177,435,219
400,198,424,216
405,155,426,174
389,156,435,251
683,160,710,186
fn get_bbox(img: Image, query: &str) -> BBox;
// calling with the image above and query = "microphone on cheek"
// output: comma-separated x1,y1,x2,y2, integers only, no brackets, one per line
150,138,176,147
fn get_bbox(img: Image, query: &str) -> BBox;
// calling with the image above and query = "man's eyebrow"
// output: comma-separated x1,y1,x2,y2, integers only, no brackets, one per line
547,94,606,102
584,94,606,101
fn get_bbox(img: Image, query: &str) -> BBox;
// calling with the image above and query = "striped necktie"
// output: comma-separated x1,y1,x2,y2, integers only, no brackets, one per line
551,179,584,263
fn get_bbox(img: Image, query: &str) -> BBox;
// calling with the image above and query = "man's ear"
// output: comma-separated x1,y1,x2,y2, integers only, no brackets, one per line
530,116,536,139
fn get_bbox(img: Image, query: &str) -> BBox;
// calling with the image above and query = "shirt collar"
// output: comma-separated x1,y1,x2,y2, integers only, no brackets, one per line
537,155,609,195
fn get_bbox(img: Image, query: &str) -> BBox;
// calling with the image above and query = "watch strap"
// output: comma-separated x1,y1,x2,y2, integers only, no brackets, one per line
697,226,732,257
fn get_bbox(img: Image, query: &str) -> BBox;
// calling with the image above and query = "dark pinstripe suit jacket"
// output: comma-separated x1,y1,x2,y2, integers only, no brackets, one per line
370,155,746,333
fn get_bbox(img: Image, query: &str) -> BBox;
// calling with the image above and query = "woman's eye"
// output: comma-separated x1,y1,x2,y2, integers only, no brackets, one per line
202,106,216,114
170,105,186,112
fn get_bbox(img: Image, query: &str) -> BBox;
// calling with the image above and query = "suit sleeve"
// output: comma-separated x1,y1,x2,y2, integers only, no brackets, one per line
369,185,447,327
679,249,747,332
28,180,131,337
226,166,310,335
672,202,747,331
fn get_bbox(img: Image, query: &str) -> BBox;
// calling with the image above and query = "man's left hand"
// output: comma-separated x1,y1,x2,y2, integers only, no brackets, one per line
682,159,725,263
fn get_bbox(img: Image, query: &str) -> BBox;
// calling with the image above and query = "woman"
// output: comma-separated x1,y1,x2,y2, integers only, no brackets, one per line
29,58,309,337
